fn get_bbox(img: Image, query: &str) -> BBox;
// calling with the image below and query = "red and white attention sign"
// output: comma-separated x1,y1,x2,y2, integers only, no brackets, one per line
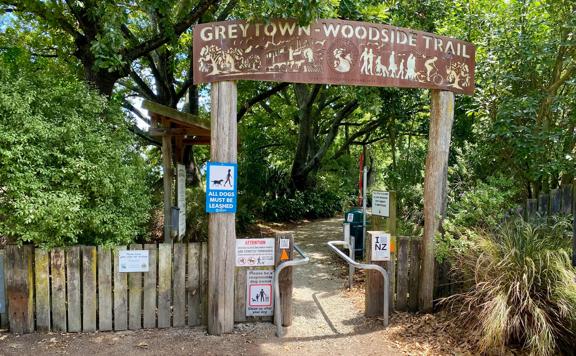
236,238,275,267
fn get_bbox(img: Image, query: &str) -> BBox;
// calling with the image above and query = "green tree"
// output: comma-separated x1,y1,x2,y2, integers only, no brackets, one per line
0,49,153,247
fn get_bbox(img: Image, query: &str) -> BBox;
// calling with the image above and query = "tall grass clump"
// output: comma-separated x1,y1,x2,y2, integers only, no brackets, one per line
444,218,576,355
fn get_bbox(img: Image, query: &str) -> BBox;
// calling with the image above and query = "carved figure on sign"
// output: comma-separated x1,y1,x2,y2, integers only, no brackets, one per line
388,51,397,78
199,45,262,75
397,58,405,79
333,48,352,73
406,53,416,80
424,56,438,81
360,47,374,75
446,62,470,89
375,56,389,77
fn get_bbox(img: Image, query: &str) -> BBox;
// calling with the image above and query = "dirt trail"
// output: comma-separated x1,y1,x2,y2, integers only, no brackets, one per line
256,217,398,355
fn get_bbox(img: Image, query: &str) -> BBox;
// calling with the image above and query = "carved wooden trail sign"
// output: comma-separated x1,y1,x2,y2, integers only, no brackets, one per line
193,19,475,95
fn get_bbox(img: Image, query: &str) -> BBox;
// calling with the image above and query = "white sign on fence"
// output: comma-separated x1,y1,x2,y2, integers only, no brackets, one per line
236,238,275,267
372,191,390,217
246,270,274,316
176,163,186,238
119,250,150,272
369,231,391,261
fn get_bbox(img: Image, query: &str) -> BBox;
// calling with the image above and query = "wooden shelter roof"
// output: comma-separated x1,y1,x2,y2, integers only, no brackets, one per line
143,100,210,145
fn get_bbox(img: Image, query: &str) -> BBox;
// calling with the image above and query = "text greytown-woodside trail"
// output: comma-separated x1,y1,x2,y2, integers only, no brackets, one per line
193,19,475,95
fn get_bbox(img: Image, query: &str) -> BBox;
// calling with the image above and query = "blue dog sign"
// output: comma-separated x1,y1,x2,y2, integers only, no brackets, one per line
206,161,238,213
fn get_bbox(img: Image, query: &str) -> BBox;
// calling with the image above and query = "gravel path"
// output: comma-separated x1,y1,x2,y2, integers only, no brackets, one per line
257,217,398,355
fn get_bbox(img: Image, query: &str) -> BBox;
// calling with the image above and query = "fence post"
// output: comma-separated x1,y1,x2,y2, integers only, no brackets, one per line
408,238,421,312
550,189,561,215
365,232,385,316
396,237,409,311
538,193,549,217
275,232,294,327
6,245,34,333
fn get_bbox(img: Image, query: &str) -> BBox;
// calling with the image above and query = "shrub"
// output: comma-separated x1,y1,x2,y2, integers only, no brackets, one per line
260,188,353,222
444,218,576,355
185,187,208,242
0,51,152,247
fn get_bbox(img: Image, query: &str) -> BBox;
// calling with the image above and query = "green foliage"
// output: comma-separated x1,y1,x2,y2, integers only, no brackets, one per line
448,175,521,231
435,175,521,262
444,218,576,355
0,52,152,248
262,188,353,222
184,187,208,242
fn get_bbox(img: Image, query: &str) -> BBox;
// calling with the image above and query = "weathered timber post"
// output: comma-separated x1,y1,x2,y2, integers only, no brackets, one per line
366,192,396,315
161,119,173,243
419,90,454,312
274,232,294,326
6,245,35,333
208,81,237,335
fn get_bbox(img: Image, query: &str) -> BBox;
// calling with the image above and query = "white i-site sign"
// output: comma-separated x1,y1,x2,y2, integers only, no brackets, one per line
369,231,391,261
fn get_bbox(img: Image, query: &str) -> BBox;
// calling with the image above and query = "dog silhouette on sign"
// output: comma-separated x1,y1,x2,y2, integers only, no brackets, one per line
212,179,224,187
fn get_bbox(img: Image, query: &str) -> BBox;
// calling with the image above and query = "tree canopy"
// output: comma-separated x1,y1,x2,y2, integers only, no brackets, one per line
0,49,153,247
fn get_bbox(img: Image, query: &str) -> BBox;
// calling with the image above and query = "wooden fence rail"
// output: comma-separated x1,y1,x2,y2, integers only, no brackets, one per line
524,182,574,220
2,243,210,333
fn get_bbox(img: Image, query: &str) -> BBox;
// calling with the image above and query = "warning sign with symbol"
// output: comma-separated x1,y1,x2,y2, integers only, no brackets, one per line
246,270,274,316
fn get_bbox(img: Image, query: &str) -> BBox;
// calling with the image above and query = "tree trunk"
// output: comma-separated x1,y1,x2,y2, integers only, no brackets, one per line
419,90,454,313
290,84,317,190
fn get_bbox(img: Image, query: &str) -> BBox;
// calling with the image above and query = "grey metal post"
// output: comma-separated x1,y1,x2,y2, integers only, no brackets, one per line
348,235,355,289
274,244,309,337
327,240,389,327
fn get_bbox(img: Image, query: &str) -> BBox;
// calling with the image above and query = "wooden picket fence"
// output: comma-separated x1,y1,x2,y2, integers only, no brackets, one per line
523,182,574,219
391,236,422,312
2,243,210,334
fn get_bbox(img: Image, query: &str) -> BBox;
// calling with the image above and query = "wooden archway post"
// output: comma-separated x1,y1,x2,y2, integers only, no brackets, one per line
208,81,237,335
419,90,454,312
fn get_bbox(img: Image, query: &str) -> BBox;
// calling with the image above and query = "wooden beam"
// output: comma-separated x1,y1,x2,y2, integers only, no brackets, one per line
419,90,454,313
149,127,210,137
143,100,210,130
208,81,237,335
183,137,211,145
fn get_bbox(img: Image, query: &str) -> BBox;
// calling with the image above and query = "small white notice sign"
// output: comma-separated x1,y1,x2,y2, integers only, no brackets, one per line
236,238,275,267
372,191,390,217
246,270,274,316
119,250,149,272
369,231,391,261
279,238,290,249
